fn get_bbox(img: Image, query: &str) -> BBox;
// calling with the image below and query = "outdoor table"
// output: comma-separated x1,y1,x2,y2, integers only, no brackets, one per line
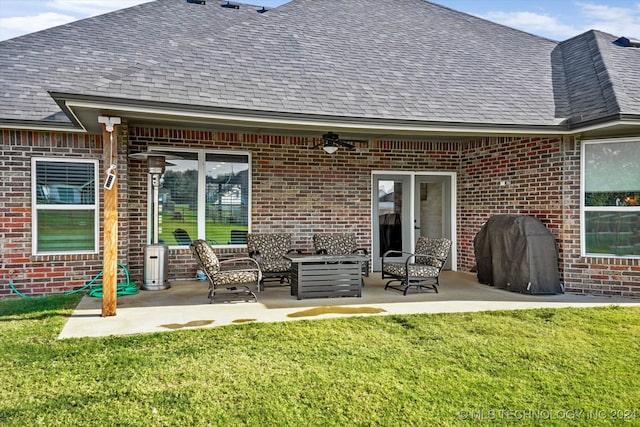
284,254,367,300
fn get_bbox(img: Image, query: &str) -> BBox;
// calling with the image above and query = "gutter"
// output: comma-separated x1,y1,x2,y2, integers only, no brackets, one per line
0,118,85,133
50,92,574,137
3,91,638,137
564,112,640,132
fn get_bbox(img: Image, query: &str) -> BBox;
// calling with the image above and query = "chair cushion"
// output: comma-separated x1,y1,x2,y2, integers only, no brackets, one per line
258,258,291,274
415,237,451,268
313,233,357,255
191,239,220,273
247,233,291,260
382,262,440,278
214,269,260,287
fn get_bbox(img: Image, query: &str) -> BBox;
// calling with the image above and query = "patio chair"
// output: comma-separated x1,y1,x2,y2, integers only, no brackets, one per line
312,232,370,276
190,239,261,303
382,236,451,295
247,233,300,290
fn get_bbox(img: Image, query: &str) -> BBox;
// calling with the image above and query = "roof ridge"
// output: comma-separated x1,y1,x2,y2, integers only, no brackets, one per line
426,0,559,44
560,31,621,124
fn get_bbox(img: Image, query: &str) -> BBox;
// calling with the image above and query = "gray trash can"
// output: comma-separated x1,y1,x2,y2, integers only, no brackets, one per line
143,244,170,290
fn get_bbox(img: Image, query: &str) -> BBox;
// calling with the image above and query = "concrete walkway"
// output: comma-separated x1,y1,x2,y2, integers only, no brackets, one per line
59,271,640,339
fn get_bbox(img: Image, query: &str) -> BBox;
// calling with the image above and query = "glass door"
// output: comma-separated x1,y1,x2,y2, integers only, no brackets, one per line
372,172,455,271
414,175,452,269
375,176,410,266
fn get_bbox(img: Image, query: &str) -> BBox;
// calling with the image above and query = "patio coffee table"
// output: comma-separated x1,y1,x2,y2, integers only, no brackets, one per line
285,254,367,300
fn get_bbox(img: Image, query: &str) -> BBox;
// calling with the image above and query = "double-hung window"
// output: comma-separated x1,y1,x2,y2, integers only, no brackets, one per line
32,158,99,254
582,138,640,258
154,149,250,246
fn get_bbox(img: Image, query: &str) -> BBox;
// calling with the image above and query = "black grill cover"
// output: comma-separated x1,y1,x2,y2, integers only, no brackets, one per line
474,215,563,294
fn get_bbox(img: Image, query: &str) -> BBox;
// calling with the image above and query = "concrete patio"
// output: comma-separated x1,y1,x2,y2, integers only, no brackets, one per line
59,271,640,339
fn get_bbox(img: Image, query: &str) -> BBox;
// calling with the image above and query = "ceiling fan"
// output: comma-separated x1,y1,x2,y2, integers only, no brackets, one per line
311,132,365,154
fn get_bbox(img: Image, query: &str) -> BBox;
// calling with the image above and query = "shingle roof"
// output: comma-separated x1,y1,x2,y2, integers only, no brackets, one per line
0,0,261,123
1,0,638,130
555,29,640,125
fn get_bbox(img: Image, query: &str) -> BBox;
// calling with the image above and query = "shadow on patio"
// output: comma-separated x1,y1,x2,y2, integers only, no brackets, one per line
59,271,639,339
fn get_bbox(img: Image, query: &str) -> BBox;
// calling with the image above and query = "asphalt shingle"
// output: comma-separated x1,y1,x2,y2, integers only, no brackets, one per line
0,0,638,129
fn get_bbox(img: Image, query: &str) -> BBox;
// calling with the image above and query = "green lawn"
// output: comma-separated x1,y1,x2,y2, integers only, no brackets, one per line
159,205,247,245
1,295,639,426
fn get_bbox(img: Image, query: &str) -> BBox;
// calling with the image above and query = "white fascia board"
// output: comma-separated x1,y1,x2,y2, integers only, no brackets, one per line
0,120,86,133
572,119,640,134
62,99,573,137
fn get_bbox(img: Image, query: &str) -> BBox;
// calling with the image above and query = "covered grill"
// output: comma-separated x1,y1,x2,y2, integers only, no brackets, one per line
474,215,563,294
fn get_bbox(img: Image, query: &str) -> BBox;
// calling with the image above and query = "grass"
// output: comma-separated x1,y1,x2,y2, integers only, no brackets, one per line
159,211,247,246
1,296,639,426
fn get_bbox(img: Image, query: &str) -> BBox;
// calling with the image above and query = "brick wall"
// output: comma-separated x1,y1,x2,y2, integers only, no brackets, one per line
458,135,639,297
126,127,460,283
1,129,109,297
2,126,638,297
457,136,566,270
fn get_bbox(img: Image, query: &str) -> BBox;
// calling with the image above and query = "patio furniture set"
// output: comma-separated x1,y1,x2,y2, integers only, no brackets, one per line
189,232,451,303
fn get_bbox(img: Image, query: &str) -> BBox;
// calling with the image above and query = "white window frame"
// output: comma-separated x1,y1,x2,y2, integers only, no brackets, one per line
31,157,100,255
580,137,640,259
149,148,252,247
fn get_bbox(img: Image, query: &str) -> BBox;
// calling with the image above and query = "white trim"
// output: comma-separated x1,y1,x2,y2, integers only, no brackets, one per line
147,147,252,248
31,157,99,255
0,122,87,133
7,97,638,135
62,99,577,136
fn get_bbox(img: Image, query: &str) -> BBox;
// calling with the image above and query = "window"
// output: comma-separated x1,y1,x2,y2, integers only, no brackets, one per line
32,158,99,254
156,149,250,246
582,139,640,257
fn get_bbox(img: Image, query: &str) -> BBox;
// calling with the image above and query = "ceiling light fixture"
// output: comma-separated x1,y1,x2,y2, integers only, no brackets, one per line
323,142,339,154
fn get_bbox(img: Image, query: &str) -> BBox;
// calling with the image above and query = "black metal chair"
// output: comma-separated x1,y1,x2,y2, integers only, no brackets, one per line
229,229,248,244
382,237,451,295
173,228,193,246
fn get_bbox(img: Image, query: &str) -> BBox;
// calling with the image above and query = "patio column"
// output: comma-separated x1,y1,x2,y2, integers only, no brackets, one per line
99,116,121,317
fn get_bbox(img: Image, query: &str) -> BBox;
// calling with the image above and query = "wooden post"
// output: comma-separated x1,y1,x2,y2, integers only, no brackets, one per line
101,118,119,317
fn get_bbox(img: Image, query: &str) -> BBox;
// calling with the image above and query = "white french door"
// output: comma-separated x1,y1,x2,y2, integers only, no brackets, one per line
371,172,456,271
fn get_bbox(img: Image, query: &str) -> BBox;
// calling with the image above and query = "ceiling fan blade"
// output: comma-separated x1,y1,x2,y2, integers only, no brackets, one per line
310,142,324,149
336,140,355,149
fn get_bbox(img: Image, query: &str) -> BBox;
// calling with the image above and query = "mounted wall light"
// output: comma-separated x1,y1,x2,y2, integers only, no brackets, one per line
98,116,121,132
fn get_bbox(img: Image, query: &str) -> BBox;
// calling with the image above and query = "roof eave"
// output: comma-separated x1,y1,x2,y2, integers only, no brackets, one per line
47,92,575,137
8,93,635,138
567,112,640,132
0,118,84,133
